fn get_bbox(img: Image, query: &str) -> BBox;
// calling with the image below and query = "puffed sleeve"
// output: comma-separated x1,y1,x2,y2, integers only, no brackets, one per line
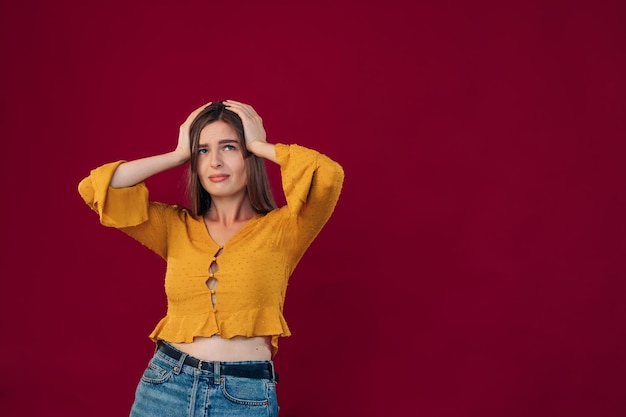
78,161,149,227
78,161,169,259
275,144,344,255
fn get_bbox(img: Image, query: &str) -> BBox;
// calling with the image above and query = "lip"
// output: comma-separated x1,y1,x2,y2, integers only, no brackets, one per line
208,174,230,182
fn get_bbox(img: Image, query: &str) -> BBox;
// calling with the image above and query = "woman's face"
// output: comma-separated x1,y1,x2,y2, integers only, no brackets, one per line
196,120,248,199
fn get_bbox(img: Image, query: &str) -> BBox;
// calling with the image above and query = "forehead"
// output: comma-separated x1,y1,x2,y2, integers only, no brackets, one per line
199,120,238,142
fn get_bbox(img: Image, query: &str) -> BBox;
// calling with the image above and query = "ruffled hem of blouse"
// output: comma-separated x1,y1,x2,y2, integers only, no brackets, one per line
148,308,291,357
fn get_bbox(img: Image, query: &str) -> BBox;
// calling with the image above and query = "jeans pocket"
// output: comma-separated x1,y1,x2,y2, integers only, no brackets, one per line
140,357,174,385
220,377,273,407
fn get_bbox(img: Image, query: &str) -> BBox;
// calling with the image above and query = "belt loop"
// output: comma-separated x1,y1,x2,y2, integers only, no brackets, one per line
213,361,221,385
174,350,187,375
270,361,278,384
269,361,277,383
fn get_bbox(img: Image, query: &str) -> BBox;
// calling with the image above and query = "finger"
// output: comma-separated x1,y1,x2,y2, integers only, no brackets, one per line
190,102,212,116
184,102,213,123
224,105,250,120
224,100,256,115
223,100,248,112
196,102,212,114
224,99,246,107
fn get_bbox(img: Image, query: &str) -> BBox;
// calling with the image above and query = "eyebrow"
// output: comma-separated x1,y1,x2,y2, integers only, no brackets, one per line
198,139,239,148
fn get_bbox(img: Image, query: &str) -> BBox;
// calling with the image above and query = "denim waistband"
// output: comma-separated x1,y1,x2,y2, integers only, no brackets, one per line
156,341,279,382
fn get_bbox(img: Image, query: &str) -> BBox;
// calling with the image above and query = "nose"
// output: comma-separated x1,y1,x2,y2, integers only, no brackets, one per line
209,153,223,168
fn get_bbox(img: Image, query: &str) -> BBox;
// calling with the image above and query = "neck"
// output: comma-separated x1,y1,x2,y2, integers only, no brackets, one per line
206,196,256,225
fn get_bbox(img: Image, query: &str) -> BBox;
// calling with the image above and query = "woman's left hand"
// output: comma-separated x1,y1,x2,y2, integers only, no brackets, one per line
224,100,267,152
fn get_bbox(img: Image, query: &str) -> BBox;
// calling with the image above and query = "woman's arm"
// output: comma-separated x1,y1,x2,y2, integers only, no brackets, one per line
110,103,210,188
225,100,344,260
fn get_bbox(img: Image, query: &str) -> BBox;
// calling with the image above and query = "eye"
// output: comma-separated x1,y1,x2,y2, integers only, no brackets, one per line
223,144,237,151
198,148,207,154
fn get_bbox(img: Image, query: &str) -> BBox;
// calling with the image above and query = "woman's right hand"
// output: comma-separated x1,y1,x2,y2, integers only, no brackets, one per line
174,102,211,161
110,102,212,188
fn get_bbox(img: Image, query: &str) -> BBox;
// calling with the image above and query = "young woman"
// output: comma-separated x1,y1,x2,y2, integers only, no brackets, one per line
78,100,344,416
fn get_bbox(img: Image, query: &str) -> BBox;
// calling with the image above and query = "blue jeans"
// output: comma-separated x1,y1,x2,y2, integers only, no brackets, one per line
129,343,279,417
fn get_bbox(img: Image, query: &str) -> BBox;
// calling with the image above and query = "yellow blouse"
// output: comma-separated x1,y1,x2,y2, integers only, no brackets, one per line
78,144,344,357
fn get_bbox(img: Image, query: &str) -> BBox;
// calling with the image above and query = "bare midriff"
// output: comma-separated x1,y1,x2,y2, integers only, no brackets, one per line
170,335,272,362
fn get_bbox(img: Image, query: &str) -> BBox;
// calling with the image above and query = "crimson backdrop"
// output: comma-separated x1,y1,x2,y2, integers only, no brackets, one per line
1,1,625,416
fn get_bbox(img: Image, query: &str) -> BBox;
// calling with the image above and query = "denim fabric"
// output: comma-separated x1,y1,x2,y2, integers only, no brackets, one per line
129,343,279,417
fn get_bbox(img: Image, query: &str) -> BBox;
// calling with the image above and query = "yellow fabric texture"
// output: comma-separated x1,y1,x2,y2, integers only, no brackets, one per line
78,144,344,357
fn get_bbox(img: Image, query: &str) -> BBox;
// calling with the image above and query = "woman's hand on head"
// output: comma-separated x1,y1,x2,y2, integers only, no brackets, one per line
175,102,211,161
224,100,267,153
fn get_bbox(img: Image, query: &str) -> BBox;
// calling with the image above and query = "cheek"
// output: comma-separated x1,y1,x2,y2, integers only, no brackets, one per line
194,159,209,185
195,155,206,170
197,174,210,191
235,167,249,186
230,156,247,175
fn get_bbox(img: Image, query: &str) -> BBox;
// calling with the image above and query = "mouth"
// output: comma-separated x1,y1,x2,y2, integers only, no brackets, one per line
208,174,230,182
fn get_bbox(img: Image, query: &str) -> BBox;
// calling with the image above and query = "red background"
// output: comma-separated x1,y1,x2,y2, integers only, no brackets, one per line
1,1,625,416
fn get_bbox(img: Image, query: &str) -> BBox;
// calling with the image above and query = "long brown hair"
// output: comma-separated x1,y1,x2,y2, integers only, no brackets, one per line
187,101,277,216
